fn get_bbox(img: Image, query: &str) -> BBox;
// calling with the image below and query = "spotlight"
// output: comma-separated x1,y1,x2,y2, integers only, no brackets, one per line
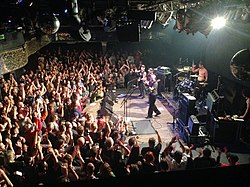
211,17,226,29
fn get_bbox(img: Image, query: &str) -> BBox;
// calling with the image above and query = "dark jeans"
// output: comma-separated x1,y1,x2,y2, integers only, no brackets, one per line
148,94,161,117
138,81,145,96
195,83,208,101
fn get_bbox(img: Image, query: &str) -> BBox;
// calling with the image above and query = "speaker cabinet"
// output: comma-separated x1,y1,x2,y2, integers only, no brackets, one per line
156,72,172,92
178,93,196,126
211,118,243,144
188,115,200,135
181,126,207,147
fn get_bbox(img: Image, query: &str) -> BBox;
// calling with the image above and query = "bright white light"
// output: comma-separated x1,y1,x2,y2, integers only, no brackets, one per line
211,17,226,29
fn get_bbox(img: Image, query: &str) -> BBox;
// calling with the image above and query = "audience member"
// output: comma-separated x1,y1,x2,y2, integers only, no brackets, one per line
0,46,246,186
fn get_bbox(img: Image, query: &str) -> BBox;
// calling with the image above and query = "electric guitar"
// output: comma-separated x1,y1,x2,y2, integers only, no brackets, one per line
144,79,160,94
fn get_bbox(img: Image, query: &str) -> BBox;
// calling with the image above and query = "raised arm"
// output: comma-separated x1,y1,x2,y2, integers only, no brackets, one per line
155,129,163,144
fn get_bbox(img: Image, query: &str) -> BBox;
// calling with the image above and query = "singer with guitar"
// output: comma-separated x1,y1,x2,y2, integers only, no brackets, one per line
145,74,161,119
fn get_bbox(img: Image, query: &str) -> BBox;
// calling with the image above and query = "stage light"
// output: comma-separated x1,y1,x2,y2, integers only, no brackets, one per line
157,3,174,27
16,0,23,4
141,20,153,29
211,16,226,29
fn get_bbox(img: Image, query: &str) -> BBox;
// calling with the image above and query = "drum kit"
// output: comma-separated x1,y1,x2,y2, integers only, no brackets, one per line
173,66,199,100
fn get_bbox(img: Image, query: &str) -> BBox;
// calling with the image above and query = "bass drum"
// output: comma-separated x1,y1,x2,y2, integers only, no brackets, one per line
174,80,195,100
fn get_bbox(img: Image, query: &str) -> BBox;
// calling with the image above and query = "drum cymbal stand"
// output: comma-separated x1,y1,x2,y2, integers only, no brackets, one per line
173,71,183,101
173,71,184,86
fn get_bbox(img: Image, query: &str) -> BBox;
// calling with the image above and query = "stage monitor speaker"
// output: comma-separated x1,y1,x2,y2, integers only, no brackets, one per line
116,22,140,42
103,95,114,106
127,10,156,20
103,102,113,112
99,101,113,116
178,93,196,126
188,115,200,135
182,126,207,147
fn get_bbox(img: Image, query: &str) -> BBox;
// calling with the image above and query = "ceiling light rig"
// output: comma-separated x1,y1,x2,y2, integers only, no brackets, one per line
1,0,250,42
157,3,174,27
137,0,250,37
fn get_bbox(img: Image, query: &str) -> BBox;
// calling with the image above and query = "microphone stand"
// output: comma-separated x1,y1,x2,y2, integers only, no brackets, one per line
120,85,136,122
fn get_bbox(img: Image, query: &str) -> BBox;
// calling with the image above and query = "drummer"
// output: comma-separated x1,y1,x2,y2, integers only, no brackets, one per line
192,61,209,102
192,61,208,84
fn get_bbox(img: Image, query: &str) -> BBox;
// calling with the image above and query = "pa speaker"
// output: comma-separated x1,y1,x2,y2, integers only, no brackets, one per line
116,22,140,42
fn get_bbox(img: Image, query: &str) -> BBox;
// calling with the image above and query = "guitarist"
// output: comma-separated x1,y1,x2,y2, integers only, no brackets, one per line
145,74,161,119
136,64,147,98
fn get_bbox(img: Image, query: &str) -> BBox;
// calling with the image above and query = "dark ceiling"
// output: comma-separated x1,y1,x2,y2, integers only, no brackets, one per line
0,0,249,42
0,0,141,26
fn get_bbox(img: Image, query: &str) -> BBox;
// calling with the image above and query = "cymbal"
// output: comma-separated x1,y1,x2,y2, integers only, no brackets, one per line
199,82,208,86
177,68,188,72
190,74,199,78
177,68,185,72
183,66,192,71
177,76,185,81
177,66,192,72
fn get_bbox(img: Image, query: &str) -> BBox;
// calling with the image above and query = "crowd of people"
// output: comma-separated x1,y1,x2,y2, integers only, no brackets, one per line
0,46,245,186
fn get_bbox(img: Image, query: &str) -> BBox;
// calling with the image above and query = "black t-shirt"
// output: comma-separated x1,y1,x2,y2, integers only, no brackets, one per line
193,156,217,169
141,143,162,169
140,161,157,174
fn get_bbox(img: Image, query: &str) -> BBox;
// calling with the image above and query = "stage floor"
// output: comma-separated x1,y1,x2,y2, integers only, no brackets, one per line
113,88,175,148
83,88,250,165
112,88,250,165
